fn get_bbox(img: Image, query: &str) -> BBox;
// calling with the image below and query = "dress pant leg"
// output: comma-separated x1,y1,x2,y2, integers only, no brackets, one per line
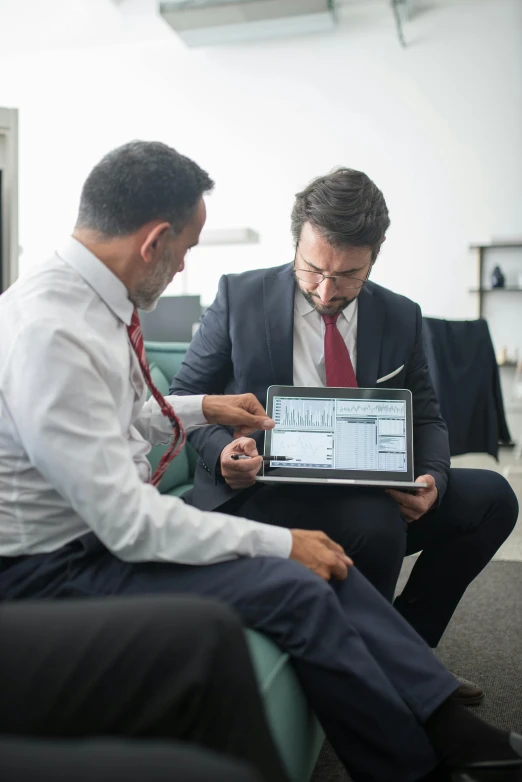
0,737,262,782
394,468,519,647
224,483,408,601
48,544,460,782
0,597,288,782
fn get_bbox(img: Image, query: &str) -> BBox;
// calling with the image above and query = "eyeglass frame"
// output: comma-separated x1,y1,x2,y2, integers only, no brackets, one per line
293,245,373,291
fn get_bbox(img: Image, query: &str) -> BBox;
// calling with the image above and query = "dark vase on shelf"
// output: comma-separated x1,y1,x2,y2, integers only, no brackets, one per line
491,265,506,288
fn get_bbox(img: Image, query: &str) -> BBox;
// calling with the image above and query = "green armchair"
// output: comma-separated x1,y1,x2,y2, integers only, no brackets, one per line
145,341,323,782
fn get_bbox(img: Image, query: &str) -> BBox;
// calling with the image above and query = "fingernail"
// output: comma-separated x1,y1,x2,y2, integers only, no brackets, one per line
261,419,274,429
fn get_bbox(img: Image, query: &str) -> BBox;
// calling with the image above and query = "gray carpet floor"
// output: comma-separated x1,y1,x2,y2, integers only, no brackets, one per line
311,559,522,781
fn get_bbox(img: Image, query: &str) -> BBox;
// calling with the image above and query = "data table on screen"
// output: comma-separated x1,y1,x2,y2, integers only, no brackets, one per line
335,419,378,470
378,452,407,471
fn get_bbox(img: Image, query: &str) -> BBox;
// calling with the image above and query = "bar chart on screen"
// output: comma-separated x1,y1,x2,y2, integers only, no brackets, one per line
273,397,334,431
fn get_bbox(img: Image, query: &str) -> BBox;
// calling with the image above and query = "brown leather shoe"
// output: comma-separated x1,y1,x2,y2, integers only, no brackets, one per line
450,672,485,706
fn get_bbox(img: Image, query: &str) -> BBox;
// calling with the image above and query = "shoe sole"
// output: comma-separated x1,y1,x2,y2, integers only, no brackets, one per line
452,734,522,781
453,693,485,707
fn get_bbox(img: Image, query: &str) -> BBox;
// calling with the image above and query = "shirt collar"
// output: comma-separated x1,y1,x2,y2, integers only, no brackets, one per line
295,287,358,324
56,236,134,326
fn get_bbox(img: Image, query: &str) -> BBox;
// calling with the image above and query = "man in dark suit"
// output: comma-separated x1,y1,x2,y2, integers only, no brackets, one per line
171,168,519,705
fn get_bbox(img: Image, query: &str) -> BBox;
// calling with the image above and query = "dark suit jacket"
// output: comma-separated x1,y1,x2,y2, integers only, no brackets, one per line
171,263,451,511
422,317,512,459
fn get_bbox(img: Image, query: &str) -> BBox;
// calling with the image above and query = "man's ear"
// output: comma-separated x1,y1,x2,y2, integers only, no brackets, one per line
140,222,171,264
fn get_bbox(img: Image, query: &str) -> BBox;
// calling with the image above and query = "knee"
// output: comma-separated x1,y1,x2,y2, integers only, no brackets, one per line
482,471,519,535
345,496,407,562
260,557,334,610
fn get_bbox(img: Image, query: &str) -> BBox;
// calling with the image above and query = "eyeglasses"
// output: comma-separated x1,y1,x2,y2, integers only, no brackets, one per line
293,246,372,291
293,249,372,290
293,267,369,290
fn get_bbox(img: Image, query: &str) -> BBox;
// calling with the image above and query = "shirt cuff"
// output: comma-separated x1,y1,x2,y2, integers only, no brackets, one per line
165,395,207,429
253,524,293,559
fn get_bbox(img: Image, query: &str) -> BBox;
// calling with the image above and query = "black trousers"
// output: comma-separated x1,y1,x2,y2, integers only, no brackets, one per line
0,537,459,782
0,597,285,782
219,468,519,647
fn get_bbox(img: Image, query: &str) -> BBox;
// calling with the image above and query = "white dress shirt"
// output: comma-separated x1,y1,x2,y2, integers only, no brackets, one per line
0,238,291,563
293,288,358,386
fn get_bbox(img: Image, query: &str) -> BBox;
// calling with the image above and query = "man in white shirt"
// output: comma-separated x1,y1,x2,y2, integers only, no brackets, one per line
1,141,521,782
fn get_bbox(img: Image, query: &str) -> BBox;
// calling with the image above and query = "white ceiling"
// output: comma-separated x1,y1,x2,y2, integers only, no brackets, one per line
0,0,175,57
0,1,479,59
0,0,398,57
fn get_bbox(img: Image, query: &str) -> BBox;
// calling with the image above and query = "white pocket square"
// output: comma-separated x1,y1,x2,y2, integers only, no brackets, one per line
376,365,405,384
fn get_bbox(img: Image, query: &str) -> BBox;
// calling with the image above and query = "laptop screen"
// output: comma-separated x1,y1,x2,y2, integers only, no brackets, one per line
262,386,415,483
269,395,407,472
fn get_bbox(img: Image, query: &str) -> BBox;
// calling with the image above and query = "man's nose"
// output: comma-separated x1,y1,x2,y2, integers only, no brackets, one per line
317,277,337,302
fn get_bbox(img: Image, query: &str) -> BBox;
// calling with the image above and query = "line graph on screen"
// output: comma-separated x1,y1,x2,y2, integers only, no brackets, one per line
271,431,333,465
336,400,405,418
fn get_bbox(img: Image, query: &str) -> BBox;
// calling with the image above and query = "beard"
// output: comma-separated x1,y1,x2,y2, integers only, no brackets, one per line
299,285,358,316
130,248,175,312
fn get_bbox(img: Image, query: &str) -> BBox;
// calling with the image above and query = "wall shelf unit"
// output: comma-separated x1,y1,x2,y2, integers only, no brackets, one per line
470,242,522,318
470,243,522,365
469,287,522,294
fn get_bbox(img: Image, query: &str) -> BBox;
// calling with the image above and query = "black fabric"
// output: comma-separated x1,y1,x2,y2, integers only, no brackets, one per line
312,560,522,781
1,738,261,782
0,597,285,782
218,468,518,648
0,541,463,782
422,317,512,459
424,698,518,768
397,468,518,647
170,266,451,510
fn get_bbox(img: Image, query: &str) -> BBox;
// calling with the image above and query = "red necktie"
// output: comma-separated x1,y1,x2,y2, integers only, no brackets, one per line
127,309,186,487
322,313,358,387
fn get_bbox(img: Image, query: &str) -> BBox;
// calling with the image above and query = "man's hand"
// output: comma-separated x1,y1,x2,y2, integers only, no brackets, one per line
386,474,438,522
202,394,275,437
290,530,353,581
220,437,262,489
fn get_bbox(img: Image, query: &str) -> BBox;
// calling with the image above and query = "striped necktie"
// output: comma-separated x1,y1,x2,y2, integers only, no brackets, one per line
127,309,186,487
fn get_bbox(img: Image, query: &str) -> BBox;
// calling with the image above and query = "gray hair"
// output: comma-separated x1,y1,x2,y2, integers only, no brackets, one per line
76,140,214,237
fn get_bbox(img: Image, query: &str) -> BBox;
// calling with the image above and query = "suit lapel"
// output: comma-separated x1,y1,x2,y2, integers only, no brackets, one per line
356,284,385,388
263,264,295,385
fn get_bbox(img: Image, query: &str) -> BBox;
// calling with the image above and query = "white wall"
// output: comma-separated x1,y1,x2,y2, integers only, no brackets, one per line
0,0,521,322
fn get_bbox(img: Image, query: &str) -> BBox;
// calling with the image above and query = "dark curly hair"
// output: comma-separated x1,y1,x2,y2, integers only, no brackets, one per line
291,168,390,261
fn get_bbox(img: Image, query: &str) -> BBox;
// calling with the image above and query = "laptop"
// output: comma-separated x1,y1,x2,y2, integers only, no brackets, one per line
256,385,427,490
